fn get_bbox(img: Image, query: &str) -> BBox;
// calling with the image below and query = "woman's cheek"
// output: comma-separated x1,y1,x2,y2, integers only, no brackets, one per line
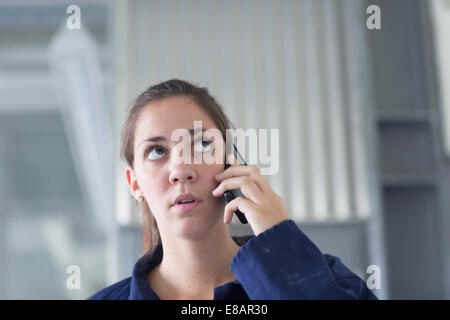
146,176,167,208
202,165,221,188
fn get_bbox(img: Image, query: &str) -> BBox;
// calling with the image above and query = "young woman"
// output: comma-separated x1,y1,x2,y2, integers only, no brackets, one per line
89,79,378,300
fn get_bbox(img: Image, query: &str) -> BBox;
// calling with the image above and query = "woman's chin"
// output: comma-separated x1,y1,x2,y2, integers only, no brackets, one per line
172,214,222,240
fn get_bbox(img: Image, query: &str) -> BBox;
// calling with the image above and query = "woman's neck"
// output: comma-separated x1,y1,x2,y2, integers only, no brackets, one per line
147,226,242,300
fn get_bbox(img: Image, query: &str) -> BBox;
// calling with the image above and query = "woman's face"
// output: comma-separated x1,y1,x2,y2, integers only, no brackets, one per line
126,96,227,240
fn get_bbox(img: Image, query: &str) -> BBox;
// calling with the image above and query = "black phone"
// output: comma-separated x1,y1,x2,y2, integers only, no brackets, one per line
223,144,248,224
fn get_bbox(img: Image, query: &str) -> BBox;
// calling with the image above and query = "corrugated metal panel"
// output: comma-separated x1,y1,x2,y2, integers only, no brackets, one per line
127,0,372,223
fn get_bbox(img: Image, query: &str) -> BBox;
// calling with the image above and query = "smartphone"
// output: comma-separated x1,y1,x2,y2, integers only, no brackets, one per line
223,144,248,224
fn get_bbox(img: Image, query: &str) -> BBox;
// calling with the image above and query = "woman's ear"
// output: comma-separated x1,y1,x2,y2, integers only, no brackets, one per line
125,166,142,201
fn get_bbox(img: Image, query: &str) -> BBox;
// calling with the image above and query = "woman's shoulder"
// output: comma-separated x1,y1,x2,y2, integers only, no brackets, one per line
88,277,132,300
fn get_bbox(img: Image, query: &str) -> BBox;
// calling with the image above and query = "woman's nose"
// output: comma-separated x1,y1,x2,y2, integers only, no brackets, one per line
169,166,197,184
168,142,198,184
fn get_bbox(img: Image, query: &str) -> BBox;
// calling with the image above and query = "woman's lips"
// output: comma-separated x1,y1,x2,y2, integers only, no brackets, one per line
172,200,200,212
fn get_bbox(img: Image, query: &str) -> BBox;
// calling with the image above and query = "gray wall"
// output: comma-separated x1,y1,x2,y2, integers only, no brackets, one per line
365,0,450,299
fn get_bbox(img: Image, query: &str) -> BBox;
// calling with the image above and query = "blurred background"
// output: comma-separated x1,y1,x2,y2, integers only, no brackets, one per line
0,0,449,299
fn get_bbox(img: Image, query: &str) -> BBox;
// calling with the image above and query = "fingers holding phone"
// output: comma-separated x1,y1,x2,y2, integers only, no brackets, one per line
213,154,289,236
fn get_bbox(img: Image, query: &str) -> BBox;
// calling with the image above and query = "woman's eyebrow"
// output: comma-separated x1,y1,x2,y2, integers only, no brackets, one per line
138,128,207,148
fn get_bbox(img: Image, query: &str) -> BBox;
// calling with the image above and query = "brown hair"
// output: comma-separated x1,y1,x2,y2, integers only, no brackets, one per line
120,79,251,256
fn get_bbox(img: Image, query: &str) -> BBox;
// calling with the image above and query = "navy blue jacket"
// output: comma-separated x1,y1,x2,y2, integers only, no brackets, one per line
89,219,378,300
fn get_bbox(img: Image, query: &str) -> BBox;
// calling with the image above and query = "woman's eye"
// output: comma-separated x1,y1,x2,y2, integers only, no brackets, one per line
146,146,166,160
193,139,214,153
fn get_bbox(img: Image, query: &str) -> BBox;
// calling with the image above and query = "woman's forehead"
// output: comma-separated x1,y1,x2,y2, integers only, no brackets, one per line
134,97,217,142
